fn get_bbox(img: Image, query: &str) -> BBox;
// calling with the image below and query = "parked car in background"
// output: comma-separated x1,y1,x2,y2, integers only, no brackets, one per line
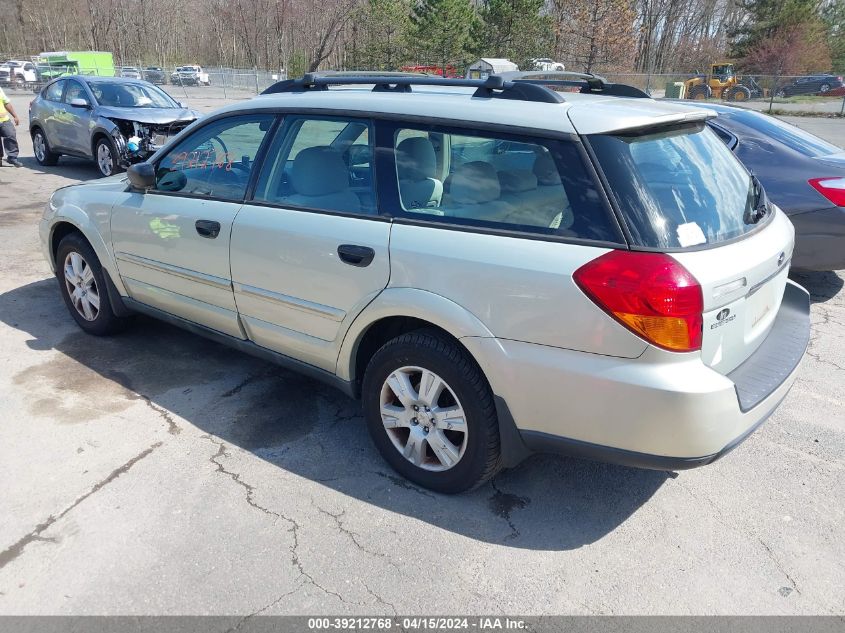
531,58,565,71
29,76,199,177
170,65,210,86
776,74,843,97
0,60,38,88
142,67,168,84
119,66,142,79
693,102,845,271
38,73,809,493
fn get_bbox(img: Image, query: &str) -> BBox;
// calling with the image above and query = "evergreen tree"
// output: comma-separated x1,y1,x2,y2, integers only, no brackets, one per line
474,0,553,70
408,0,479,74
731,0,824,60
354,0,413,71
822,0,845,71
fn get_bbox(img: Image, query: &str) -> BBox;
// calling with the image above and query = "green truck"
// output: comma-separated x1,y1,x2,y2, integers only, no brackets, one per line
35,51,115,84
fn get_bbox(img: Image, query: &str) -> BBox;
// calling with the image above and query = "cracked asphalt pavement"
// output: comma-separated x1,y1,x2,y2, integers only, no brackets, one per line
0,94,843,615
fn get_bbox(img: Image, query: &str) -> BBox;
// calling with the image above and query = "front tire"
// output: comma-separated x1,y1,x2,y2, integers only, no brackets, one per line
32,128,59,166
362,330,501,493
56,233,129,336
94,136,122,177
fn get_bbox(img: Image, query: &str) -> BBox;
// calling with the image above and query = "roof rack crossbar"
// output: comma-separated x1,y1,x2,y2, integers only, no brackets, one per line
511,78,650,98
261,74,565,104
497,71,650,98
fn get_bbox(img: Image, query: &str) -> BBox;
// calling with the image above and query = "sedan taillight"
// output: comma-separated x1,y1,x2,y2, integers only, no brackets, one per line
809,177,845,206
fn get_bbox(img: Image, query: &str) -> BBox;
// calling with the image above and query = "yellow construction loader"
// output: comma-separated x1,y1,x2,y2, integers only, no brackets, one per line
684,63,758,101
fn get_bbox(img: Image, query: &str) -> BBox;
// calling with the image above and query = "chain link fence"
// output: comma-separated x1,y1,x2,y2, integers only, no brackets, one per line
0,56,285,100
603,72,845,115
2,54,843,115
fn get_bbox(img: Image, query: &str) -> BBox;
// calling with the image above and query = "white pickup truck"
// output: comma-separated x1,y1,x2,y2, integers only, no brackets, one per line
169,65,210,86
0,60,39,88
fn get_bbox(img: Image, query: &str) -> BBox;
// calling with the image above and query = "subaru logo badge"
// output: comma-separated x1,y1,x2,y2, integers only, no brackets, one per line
716,308,730,322
777,252,785,267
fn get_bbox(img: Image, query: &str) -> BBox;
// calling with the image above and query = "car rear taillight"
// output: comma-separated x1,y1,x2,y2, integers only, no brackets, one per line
574,251,704,352
809,177,845,206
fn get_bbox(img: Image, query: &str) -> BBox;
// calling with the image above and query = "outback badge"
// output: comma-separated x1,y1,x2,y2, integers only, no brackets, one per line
711,307,737,329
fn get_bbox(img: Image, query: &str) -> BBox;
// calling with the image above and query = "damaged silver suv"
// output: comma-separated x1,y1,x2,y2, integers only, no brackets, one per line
29,76,199,177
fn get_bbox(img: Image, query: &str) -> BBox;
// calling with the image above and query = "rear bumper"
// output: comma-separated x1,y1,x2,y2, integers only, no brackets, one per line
465,280,811,470
789,207,845,271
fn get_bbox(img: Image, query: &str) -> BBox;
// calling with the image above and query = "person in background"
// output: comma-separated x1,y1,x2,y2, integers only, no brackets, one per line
0,86,22,167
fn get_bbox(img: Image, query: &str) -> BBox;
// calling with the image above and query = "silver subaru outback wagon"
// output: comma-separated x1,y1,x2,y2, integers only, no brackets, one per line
39,74,811,493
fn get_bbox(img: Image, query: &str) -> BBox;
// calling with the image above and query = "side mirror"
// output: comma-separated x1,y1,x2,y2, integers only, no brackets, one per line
69,98,90,109
127,163,156,191
179,101,189,108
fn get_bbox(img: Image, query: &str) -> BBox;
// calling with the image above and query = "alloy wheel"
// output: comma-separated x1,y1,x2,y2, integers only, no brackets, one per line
63,251,100,321
33,133,46,161
97,143,113,176
379,366,468,472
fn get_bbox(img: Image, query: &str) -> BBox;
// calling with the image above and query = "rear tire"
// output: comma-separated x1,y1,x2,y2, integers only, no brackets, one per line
32,128,59,166
362,329,501,494
820,83,831,93
56,233,130,336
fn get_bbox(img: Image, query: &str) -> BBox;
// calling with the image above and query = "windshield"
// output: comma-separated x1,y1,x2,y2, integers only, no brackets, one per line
590,123,764,249
725,109,840,157
90,82,178,108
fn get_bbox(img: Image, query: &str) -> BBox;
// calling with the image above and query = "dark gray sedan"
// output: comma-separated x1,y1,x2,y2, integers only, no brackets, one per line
29,76,200,177
698,103,845,271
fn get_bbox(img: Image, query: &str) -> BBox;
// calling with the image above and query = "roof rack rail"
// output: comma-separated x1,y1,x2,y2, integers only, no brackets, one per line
498,70,650,98
261,73,565,104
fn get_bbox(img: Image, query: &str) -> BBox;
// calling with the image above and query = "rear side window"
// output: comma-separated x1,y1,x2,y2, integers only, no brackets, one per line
389,124,619,242
727,110,840,157
589,124,758,249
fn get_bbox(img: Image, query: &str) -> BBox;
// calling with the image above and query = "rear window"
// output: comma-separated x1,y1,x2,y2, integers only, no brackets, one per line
726,110,840,157
590,124,759,249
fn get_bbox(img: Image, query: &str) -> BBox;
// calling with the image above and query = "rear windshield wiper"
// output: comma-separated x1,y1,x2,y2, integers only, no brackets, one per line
746,173,769,224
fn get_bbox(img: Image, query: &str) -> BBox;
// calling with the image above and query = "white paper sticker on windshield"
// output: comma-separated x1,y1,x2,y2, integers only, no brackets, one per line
676,222,707,247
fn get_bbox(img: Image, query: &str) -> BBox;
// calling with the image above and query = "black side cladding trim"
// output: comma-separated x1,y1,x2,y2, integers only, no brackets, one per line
121,298,356,398
727,282,811,412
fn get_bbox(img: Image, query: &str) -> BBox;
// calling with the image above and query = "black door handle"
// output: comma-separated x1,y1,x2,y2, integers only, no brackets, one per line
195,220,221,239
338,244,375,267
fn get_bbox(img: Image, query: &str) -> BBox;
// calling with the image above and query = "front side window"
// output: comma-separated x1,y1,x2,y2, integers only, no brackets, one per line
89,82,177,108
154,114,274,201
44,80,65,102
63,80,88,104
253,116,375,215
390,124,619,241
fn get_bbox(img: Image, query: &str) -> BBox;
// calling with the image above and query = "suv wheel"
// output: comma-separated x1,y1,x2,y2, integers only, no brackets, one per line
95,136,121,177
56,233,129,336
32,128,59,166
820,83,831,93
362,330,501,493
